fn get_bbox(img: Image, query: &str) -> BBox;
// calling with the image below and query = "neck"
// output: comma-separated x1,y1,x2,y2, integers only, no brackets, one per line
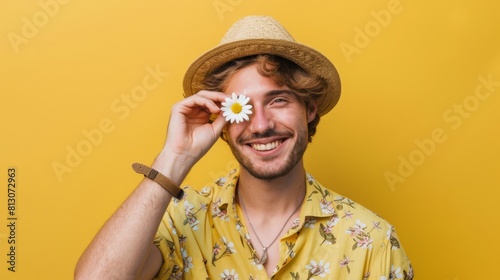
237,160,306,213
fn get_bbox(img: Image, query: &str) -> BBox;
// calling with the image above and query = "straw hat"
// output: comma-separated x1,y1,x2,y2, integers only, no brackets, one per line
183,15,341,116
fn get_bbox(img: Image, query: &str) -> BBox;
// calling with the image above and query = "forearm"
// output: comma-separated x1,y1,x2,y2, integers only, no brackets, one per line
75,90,227,279
75,151,192,279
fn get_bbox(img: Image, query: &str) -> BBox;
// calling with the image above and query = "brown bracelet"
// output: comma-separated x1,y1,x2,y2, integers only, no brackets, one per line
132,163,184,199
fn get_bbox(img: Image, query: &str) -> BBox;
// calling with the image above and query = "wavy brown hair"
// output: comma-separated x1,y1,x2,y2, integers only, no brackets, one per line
202,55,328,142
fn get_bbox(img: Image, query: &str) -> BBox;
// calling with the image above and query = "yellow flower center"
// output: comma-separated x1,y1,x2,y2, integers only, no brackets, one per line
231,103,242,114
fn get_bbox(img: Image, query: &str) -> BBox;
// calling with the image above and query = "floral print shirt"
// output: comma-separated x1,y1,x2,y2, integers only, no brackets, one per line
154,169,413,280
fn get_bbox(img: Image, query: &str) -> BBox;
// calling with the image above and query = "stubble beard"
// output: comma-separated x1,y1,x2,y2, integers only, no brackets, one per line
227,129,309,181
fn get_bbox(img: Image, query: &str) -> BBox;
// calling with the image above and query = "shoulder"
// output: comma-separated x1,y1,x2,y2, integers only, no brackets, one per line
306,174,414,278
305,174,396,244
306,174,386,220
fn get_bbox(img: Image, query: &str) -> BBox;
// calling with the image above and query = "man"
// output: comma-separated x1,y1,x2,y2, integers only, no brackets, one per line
75,16,413,279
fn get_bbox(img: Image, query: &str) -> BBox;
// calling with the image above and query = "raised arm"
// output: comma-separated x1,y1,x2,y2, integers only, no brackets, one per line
74,91,228,280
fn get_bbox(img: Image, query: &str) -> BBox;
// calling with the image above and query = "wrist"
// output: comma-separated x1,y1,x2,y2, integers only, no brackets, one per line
132,163,184,200
151,148,193,186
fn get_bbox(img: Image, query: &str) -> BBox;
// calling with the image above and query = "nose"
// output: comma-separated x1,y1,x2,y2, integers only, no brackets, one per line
248,105,274,134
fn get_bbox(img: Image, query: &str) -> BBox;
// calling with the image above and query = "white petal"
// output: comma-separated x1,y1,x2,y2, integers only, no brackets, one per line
237,95,245,103
242,96,250,104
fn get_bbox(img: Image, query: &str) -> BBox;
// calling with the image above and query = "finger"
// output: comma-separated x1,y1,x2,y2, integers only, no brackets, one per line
177,94,222,115
196,90,228,103
211,113,228,135
197,90,230,106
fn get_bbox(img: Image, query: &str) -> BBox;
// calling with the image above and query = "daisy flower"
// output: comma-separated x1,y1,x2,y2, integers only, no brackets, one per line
221,93,252,123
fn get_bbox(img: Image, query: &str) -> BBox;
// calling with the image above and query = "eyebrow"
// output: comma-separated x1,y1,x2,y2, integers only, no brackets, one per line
264,89,295,98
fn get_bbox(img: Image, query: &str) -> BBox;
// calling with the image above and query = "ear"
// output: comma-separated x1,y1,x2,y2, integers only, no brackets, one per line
307,101,318,123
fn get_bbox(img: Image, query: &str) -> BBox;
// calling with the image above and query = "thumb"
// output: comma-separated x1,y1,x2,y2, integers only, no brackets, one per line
211,115,228,139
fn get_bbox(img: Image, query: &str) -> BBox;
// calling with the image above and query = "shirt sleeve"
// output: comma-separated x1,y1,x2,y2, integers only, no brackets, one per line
369,225,414,280
153,204,183,280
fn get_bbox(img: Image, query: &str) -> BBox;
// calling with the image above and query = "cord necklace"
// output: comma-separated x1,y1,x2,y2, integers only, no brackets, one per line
238,186,303,265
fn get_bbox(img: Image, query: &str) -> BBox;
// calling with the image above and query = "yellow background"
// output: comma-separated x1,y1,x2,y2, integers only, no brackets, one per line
1,0,499,279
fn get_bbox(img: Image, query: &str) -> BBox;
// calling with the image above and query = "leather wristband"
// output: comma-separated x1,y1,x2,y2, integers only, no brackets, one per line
132,163,184,199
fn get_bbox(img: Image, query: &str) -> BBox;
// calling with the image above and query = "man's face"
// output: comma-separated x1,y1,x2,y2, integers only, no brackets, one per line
224,64,317,180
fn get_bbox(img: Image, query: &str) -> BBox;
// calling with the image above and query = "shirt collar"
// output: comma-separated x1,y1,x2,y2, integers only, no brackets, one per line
214,168,338,220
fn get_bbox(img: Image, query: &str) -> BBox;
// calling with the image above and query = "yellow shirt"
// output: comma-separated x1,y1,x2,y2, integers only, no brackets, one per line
154,169,413,279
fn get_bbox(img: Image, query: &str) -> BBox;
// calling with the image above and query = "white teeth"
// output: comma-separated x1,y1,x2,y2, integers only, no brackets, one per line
252,141,280,151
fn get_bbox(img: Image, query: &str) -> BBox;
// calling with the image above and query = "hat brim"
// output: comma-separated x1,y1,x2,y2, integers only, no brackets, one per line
183,39,341,116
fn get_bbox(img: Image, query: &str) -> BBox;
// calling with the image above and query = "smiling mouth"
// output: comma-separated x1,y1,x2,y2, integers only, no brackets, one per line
251,140,282,151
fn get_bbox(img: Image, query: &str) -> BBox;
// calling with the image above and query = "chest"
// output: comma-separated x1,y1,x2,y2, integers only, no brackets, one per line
176,212,377,280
